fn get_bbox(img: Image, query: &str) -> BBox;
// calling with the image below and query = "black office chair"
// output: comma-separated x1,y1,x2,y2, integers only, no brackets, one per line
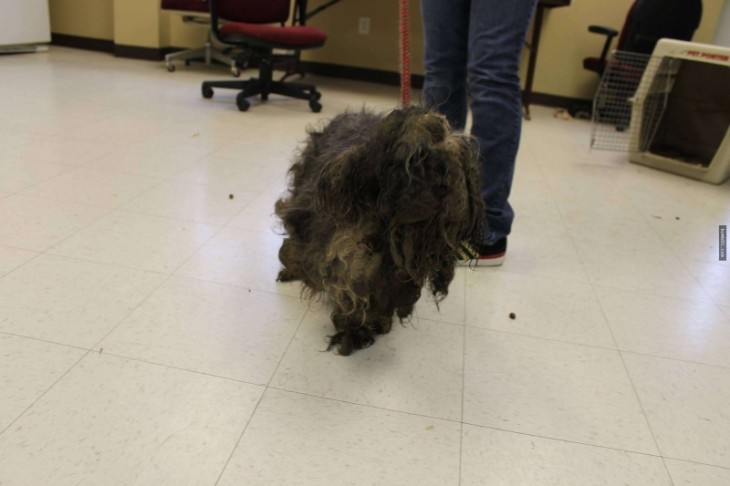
584,0,703,77
201,0,327,112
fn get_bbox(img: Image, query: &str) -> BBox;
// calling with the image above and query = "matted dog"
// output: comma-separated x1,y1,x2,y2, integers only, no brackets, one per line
275,106,483,355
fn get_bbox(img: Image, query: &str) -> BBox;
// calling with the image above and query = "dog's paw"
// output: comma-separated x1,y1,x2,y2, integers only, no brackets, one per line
276,268,300,282
372,317,393,335
327,327,376,356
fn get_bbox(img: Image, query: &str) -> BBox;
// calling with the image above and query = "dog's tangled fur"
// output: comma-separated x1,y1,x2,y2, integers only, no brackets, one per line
275,106,484,355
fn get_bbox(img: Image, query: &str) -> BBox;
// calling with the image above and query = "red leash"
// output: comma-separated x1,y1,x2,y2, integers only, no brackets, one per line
399,0,411,106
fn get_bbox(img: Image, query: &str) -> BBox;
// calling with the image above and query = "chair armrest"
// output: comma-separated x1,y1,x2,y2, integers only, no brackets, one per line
588,25,619,67
588,25,618,37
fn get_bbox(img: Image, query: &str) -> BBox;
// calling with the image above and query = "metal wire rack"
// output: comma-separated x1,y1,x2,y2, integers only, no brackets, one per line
590,50,681,152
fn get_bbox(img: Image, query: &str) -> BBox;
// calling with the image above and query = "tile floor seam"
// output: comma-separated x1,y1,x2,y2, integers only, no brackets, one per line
662,457,730,471
82,149,219,180
613,348,678,486
92,175,171,211
471,265,592,285
266,385,463,425
0,249,44,279
410,315,465,329
590,281,721,306
86,206,230,229
462,421,666,460
39,249,171,276
37,251,173,277
599,294,673,480
662,457,679,486
33,111,142,143
616,348,730,371
666,232,727,309
40,141,131,170
0,331,91,353
80,351,269,387
0,348,92,437
113,193,264,228
27,203,117,254
156,212,230,276
526,157,594,283
464,325,620,352
88,275,174,353
0,162,81,194
12,163,90,196
162,272,313,302
633,199,717,308
0,243,42,253
265,308,313,388
2,191,120,213
213,388,268,486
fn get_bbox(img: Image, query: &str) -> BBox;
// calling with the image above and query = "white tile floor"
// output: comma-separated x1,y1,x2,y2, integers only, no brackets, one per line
0,47,729,485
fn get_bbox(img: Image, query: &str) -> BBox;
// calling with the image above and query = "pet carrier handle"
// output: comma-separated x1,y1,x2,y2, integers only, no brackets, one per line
399,0,411,106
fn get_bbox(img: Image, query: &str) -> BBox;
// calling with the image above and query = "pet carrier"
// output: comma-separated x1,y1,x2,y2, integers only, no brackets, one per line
591,39,730,184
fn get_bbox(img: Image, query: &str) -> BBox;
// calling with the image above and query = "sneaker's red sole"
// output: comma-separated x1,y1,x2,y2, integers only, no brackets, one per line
457,252,506,267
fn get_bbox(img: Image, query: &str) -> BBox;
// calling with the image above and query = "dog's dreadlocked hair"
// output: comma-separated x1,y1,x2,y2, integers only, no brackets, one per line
276,106,484,355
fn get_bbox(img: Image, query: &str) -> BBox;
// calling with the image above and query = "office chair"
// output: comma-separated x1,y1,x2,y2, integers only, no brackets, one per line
585,0,702,129
583,0,702,77
161,0,237,74
201,0,327,112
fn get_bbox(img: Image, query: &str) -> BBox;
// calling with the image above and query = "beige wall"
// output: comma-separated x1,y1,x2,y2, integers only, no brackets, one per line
162,12,208,49
301,0,424,74
49,0,161,47
50,0,726,101
49,0,114,40
113,0,161,48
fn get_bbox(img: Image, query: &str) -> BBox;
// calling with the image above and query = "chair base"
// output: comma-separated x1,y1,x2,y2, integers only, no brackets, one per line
165,44,237,73
165,29,238,75
202,76,322,112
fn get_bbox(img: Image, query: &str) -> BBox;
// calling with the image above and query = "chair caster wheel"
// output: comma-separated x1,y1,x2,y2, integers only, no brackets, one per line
166,64,175,72
231,68,241,77
236,93,250,111
202,85,214,99
309,92,322,112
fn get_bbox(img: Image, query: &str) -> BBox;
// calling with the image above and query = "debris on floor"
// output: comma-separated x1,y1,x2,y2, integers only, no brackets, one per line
553,109,572,121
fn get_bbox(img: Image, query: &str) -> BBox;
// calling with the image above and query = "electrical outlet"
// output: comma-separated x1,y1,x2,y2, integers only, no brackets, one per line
358,17,371,35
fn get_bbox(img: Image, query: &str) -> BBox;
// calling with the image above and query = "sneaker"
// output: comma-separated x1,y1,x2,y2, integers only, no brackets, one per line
457,237,507,267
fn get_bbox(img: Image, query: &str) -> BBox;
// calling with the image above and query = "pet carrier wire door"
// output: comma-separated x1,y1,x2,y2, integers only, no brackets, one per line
591,39,730,185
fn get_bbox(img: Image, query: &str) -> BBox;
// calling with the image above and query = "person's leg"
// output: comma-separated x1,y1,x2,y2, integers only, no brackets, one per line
468,0,537,244
420,0,470,131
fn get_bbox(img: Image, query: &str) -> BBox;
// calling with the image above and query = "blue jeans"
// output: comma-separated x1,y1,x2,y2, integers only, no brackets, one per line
421,0,537,244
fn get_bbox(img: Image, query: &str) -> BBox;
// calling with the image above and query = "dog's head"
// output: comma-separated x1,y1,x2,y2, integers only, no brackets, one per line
367,107,484,297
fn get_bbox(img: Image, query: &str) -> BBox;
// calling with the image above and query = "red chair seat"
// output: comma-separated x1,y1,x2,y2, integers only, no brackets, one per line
220,22,327,47
161,0,209,13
